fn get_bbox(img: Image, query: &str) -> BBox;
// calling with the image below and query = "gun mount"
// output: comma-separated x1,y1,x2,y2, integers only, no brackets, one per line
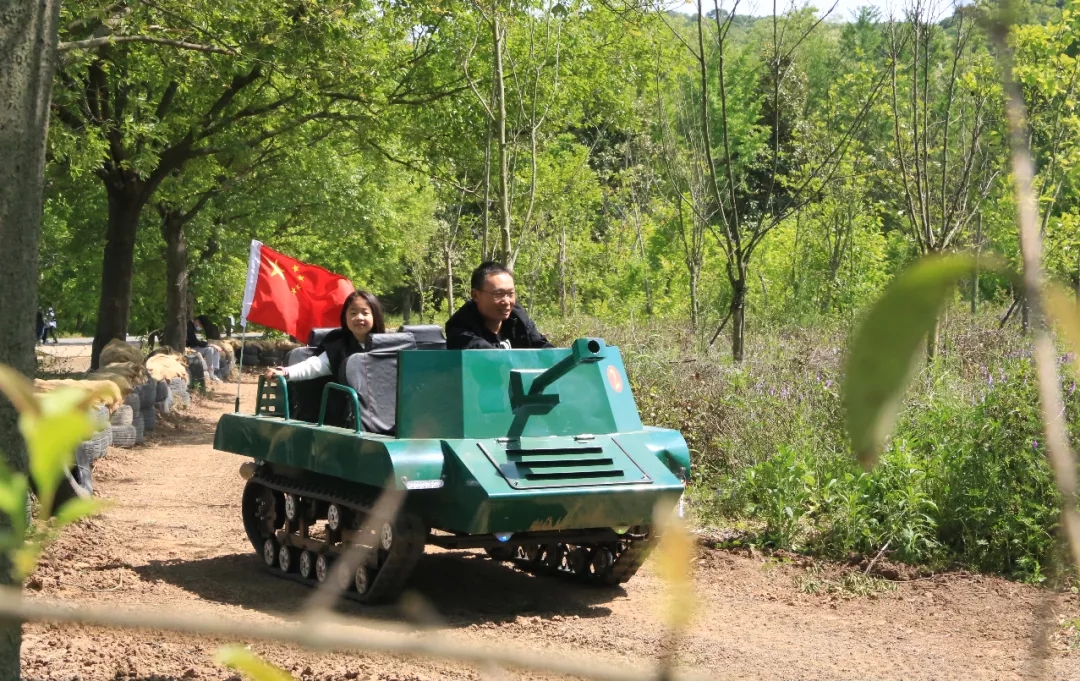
509,338,605,412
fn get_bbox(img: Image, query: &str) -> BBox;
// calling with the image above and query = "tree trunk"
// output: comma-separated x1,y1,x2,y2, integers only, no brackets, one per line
558,227,568,316
161,212,189,351
445,247,455,316
91,182,145,368
971,212,982,314
926,317,940,360
632,213,653,316
402,289,413,324
731,276,746,362
689,267,700,331
0,0,61,676
492,13,512,268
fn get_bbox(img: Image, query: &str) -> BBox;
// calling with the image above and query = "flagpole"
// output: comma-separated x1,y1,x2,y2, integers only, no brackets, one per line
237,239,263,413
234,322,246,413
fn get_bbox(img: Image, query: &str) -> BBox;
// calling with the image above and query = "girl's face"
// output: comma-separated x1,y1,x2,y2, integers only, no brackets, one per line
345,298,374,341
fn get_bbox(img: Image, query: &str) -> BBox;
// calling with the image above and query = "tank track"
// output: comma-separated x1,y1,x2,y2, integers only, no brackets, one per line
497,527,657,586
243,468,426,605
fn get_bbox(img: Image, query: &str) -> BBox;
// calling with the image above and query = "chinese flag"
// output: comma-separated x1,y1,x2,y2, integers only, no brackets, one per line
241,241,354,342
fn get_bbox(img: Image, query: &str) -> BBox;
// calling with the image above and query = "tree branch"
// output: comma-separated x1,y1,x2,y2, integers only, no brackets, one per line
57,35,236,55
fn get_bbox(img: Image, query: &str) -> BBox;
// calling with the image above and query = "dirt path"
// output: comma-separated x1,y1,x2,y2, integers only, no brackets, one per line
20,376,1080,681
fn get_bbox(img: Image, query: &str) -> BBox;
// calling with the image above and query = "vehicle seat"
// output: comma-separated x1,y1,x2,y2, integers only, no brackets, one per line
341,332,417,434
285,346,333,424
398,324,446,350
308,327,337,347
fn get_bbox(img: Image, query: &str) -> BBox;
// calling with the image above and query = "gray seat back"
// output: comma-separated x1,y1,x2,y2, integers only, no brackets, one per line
308,327,337,347
285,346,316,365
284,346,326,424
342,332,417,434
398,324,446,350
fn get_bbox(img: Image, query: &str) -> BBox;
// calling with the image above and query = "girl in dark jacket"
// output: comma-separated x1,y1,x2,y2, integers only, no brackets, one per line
263,290,386,382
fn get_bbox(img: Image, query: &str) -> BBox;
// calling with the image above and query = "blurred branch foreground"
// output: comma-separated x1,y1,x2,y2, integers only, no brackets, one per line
0,584,707,681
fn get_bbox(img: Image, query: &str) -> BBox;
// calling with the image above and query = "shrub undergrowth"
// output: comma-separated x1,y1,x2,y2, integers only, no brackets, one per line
543,312,1071,583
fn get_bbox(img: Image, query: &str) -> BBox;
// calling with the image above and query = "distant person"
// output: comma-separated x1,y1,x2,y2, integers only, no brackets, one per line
187,317,223,383
196,314,222,340
445,262,552,350
264,290,385,382
35,308,44,345
41,307,58,344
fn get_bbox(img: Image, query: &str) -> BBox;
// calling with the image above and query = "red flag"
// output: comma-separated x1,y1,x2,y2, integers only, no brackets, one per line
241,241,354,342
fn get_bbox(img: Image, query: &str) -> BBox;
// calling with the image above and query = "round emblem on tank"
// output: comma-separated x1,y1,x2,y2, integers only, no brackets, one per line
607,365,624,393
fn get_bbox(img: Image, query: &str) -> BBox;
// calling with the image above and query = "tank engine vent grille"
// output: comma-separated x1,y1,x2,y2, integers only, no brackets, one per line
505,446,621,481
477,440,652,489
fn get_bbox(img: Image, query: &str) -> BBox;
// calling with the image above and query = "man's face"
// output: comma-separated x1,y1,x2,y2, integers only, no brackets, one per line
472,272,516,323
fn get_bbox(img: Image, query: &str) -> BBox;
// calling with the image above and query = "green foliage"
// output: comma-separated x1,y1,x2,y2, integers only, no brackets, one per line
0,366,105,579
546,311,1066,583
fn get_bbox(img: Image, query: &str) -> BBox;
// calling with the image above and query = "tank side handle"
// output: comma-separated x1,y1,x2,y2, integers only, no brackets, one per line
255,375,290,420
319,382,362,433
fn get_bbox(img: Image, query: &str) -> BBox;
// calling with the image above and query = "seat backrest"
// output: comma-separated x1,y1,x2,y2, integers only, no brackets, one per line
284,346,329,424
285,346,316,366
398,324,446,350
341,332,416,434
308,327,337,347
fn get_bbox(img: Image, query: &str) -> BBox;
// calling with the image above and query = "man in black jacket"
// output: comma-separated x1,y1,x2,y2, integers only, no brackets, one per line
446,262,553,350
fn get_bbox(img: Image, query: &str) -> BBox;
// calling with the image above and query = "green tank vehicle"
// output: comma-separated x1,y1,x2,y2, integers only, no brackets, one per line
213,327,690,604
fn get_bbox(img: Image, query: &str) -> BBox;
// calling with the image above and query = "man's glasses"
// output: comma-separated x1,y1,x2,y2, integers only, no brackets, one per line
480,288,516,303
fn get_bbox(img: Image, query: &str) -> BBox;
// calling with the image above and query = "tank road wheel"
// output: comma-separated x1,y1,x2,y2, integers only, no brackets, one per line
567,547,589,576
354,566,371,595
278,545,297,573
327,504,344,532
589,547,617,584
543,543,565,571
284,494,298,522
299,551,316,580
518,544,541,563
315,554,331,583
242,480,284,554
349,512,427,606
262,538,278,568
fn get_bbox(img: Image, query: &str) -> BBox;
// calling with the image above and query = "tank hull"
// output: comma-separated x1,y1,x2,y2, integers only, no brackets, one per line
214,413,686,535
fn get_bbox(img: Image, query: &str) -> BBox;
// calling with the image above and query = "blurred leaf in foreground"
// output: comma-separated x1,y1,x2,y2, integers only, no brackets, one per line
1044,284,1080,380
653,501,696,632
215,646,295,681
0,364,111,577
843,254,984,466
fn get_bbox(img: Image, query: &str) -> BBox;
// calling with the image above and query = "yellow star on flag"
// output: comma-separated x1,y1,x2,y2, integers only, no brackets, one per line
291,286,298,294
269,260,286,280
297,274,304,282
292,265,300,273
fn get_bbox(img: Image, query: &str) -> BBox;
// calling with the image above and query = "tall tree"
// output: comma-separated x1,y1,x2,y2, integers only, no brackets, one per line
52,0,394,367
886,2,998,353
0,0,62,676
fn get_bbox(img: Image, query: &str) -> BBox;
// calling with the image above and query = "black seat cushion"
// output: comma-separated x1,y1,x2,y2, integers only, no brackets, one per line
398,324,446,350
308,327,337,347
341,332,416,434
285,346,336,425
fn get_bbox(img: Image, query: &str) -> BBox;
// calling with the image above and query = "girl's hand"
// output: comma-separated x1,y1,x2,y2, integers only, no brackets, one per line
263,366,286,381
